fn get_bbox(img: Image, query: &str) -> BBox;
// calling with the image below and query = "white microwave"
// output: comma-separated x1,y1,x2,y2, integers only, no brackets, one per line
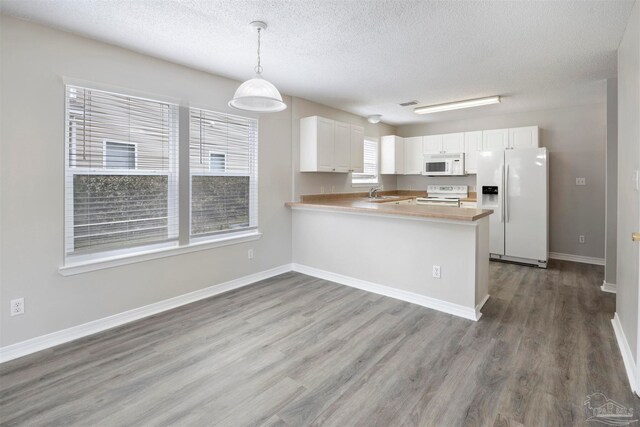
423,153,465,176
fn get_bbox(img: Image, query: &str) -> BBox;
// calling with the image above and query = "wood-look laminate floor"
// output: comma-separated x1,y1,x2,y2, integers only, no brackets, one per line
1,260,638,426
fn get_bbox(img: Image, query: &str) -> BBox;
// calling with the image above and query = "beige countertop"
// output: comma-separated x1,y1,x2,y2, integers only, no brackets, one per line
286,194,493,222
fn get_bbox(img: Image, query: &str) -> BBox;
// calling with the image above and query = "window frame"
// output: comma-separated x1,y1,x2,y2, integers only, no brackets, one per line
188,107,259,242
61,84,262,275
352,137,380,187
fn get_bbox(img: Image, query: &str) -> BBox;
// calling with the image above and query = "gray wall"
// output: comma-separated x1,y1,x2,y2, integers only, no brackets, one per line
0,16,403,347
0,16,292,347
605,78,618,286
615,0,639,365
397,103,607,259
291,97,397,199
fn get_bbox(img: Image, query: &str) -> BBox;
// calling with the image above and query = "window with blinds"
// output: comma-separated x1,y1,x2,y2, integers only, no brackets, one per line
352,139,379,184
64,85,179,259
189,108,258,238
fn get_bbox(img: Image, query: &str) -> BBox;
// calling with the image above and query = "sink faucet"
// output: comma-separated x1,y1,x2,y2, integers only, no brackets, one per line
369,187,381,198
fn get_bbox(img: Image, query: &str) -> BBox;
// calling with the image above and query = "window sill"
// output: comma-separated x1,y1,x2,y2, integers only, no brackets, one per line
351,182,380,188
59,230,262,276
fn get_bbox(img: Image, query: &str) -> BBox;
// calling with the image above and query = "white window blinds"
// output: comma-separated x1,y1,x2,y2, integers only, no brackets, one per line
353,139,379,183
64,86,179,257
189,108,258,237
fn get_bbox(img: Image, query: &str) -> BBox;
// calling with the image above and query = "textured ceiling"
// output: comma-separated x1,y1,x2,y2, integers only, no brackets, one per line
1,0,635,125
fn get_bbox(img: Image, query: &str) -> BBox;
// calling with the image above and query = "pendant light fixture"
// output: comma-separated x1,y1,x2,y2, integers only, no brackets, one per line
229,21,287,113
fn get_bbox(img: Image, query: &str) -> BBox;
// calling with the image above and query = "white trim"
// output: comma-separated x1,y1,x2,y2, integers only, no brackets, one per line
59,230,262,276
291,263,483,321
351,181,380,188
601,281,617,293
611,313,639,394
1,263,292,363
475,294,490,320
548,252,605,266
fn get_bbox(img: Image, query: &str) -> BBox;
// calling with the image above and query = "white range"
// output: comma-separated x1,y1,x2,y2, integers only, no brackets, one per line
416,185,469,207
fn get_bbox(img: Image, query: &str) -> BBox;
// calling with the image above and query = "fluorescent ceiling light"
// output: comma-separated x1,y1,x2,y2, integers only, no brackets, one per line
414,96,500,115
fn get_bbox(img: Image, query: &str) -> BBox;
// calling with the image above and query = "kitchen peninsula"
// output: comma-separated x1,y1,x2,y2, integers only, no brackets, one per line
286,193,493,321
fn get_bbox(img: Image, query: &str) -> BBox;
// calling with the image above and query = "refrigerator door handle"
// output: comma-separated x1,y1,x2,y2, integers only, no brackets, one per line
505,164,509,222
499,164,504,223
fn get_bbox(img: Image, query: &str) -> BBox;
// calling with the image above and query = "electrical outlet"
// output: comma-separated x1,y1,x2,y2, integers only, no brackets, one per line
320,186,325,194
331,185,335,193
576,177,586,186
432,265,441,279
10,298,24,316
408,185,412,191
634,170,639,191
579,235,585,244
247,249,254,259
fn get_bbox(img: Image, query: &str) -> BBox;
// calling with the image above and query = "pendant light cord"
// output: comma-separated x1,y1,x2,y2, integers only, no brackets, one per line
255,28,263,75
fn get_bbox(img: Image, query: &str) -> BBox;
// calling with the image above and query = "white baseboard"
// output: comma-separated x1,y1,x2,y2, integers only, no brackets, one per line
549,252,605,266
601,281,617,293
476,294,490,320
0,264,293,364
611,313,638,394
291,263,482,321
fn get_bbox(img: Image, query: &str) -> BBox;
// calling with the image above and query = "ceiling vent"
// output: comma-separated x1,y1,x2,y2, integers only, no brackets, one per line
399,100,419,107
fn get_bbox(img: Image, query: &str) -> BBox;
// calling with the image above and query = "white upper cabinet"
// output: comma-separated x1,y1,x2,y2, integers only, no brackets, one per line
464,131,483,174
482,128,510,151
381,135,404,174
300,116,364,173
509,126,539,149
482,126,539,151
300,116,334,172
423,135,444,154
423,133,464,154
349,125,364,173
333,121,351,173
442,133,465,153
403,136,423,175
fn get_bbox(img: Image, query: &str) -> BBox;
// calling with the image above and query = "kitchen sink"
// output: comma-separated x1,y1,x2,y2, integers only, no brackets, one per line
367,196,401,201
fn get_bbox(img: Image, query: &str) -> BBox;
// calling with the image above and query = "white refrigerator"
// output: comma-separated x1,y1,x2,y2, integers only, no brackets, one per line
477,147,548,268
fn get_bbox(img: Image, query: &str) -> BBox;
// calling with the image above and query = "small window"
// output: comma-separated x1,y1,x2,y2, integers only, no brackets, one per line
352,138,379,185
209,152,227,173
104,141,136,169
